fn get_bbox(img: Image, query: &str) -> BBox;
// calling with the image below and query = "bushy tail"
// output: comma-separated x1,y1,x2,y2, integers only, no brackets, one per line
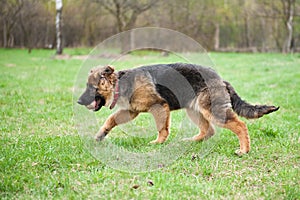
224,81,279,119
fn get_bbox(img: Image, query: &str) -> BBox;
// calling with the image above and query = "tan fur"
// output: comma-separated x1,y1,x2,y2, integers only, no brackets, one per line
90,66,249,154
129,76,161,111
78,64,277,156
222,114,250,156
95,110,139,141
186,109,215,141
148,103,171,143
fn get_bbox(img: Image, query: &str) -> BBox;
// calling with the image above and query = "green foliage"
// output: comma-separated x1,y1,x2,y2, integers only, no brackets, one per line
1,0,299,51
0,49,299,199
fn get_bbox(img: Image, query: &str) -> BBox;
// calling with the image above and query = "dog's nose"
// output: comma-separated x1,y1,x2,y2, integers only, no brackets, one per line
77,99,84,105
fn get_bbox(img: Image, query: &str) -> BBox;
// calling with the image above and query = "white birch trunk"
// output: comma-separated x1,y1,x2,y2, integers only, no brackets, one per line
56,0,63,55
286,7,294,53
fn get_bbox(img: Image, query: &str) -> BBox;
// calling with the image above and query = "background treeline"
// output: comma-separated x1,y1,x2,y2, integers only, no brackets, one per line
1,0,299,52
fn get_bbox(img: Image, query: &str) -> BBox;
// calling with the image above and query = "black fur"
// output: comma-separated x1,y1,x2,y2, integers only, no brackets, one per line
115,63,278,119
224,81,279,119
155,84,181,110
118,63,220,110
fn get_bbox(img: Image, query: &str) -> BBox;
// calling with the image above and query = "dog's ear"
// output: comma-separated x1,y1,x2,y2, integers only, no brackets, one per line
89,68,96,75
101,65,115,76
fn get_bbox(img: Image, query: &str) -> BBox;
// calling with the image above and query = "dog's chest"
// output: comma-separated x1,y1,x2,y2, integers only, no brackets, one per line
116,96,131,109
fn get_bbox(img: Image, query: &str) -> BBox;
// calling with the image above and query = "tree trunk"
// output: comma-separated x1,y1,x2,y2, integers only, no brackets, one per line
244,14,251,48
285,18,293,53
285,7,294,53
260,17,266,52
45,19,49,48
214,23,220,51
56,0,63,55
282,0,295,53
3,20,7,48
273,17,281,51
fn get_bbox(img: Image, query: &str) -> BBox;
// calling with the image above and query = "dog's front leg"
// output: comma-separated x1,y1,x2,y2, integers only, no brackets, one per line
148,103,171,144
95,110,139,141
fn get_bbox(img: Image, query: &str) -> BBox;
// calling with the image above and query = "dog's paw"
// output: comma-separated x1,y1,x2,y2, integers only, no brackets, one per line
149,139,164,144
95,132,107,142
234,149,249,157
149,140,159,144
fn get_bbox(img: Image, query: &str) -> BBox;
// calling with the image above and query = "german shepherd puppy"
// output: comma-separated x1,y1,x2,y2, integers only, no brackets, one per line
77,63,279,155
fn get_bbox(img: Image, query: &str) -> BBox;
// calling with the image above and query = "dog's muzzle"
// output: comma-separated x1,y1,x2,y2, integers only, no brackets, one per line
77,88,106,112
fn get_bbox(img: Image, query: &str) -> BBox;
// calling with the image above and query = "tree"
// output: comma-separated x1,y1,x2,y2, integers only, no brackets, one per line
94,0,158,52
98,0,158,32
281,0,295,53
55,0,63,54
0,0,24,47
0,0,299,52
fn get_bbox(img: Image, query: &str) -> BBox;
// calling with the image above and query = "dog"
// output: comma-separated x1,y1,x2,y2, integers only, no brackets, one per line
77,63,279,156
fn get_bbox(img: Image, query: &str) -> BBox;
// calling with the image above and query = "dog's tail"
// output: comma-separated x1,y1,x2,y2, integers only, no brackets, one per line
224,81,279,119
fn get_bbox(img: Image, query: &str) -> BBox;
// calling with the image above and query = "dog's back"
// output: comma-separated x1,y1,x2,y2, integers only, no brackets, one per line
118,63,228,111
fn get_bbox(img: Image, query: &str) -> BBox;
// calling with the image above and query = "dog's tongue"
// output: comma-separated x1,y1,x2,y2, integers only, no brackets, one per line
94,100,99,110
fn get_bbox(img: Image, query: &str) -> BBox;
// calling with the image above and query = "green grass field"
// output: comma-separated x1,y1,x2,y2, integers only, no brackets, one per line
1,48,299,199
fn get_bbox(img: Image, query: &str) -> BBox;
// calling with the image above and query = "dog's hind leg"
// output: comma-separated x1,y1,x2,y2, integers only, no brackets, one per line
184,109,215,141
149,103,171,144
95,110,139,141
221,111,250,156
209,108,250,156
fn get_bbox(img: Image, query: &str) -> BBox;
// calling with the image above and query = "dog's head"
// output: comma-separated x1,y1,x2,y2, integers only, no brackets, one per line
77,65,117,111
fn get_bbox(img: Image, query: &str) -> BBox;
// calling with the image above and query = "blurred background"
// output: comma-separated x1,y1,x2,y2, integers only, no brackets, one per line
0,0,299,53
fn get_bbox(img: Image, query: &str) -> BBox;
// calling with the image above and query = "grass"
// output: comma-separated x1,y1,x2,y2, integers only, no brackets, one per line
0,48,299,199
